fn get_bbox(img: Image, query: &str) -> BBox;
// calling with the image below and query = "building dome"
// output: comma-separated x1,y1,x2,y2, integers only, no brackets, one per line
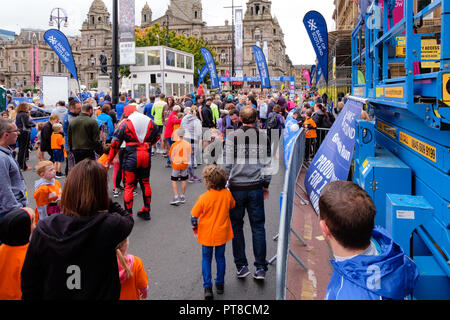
89,0,108,14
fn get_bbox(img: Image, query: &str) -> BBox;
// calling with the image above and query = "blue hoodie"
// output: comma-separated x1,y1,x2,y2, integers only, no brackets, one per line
325,226,419,300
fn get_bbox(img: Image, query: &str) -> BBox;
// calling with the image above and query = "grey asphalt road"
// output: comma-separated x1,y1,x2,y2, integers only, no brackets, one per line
22,149,285,300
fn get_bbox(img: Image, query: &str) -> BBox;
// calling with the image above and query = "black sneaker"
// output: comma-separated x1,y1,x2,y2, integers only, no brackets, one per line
204,287,214,300
137,210,151,221
253,268,266,280
216,284,224,295
236,266,250,278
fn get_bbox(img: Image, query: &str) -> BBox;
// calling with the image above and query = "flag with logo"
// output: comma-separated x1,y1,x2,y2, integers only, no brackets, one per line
201,48,219,89
44,29,78,81
303,11,329,84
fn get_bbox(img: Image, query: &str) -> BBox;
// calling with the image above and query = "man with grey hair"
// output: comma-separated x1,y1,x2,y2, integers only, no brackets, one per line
68,103,103,167
0,118,27,222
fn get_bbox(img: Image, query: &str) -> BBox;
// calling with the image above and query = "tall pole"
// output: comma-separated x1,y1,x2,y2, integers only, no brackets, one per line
112,0,119,107
224,0,241,91
57,9,61,74
166,15,169,47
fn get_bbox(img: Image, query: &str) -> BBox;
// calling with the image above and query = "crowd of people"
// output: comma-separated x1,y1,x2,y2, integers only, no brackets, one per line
0,85,417,302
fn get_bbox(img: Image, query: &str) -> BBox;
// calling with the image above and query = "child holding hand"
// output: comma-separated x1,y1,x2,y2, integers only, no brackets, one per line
190,165,235,300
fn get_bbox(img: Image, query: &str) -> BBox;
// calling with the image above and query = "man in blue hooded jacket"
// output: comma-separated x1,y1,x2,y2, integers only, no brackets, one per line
318,180,419,300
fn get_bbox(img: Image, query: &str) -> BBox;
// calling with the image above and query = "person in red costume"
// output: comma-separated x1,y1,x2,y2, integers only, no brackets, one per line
106,105,159,221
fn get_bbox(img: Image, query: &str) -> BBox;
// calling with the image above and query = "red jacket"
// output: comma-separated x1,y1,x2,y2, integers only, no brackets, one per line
164,112,182,139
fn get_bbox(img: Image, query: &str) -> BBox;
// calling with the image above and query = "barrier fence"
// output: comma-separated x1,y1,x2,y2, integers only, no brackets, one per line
274,127,307,300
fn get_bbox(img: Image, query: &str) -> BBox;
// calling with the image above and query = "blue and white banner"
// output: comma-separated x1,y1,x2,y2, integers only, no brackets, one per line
303,11,329,84
201,48,219,89
316,65,323,84
44,29,78,81
310,65,317,84
305,98,363,214
197,65,209,87
252,45,270,88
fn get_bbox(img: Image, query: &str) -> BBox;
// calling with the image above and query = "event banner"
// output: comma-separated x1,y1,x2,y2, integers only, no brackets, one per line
201,48,219,89
234,8,244,77
30,47,35,84
310,65,316,84
302,69,311,87
44,29,78,81
252,45,271,88
303,11,329,84
304,98,363,214
197,65,209,86
119,0,136,65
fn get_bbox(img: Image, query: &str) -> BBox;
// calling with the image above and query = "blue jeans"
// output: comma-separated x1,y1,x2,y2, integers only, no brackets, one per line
166,137,174,165
202,244,226,289
229,188,268,271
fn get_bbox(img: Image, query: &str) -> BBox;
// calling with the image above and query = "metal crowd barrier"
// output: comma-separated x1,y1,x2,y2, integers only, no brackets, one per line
274,128,308,300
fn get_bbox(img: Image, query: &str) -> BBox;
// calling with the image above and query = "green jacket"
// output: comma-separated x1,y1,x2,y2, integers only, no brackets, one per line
151,100,166,126
67,113,103,154
211,103,220,124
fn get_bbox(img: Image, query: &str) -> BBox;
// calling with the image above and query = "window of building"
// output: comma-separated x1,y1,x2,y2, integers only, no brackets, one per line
176,53,185,68
98,17,102,22
186,56,193,70
0,60,3,68
22,51,26,58
22,62,26,72
90,37,96,47
173,83,179,96
147,50,160,65
14,63,18,72
91,16,95,25
14,51,18,58
51,63,55,72
165,83,172,96
136,51,145,66
195,11,198,19
166,51,175,67
134,84,146,98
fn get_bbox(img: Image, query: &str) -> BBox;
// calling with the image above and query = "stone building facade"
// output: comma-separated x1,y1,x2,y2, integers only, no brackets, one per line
0,28,81,89
1,0,295,91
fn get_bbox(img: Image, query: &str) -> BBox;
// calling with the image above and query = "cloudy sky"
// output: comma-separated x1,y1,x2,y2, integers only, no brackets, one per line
1,0,335,65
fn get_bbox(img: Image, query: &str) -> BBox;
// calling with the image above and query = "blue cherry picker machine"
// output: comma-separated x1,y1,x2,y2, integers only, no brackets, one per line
351,0,449,299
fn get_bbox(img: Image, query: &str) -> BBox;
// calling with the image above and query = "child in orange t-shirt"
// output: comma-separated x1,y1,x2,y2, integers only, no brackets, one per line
0,207,35,300
190,165,235,300
116,238,149,300
168,128,192,206
303,109,317,161
33,161,62,222
51,123,66,178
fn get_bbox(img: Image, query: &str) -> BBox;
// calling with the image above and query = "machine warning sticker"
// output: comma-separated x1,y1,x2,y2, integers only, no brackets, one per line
377,121,397,139
385,86,404,99
399,131,437,163
397,210,415,220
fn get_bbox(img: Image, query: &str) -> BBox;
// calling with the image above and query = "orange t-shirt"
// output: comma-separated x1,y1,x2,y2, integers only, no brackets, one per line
51,132,67,157
190,189,235,247
33,179,62,222
0,244,29,300
97,153,109,169
119,256,149,300
169,139,192,171
304,118,317,139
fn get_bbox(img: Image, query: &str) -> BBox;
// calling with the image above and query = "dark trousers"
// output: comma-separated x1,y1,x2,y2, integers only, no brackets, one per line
229,188,268,271
73,149,96,165
17,131,30,170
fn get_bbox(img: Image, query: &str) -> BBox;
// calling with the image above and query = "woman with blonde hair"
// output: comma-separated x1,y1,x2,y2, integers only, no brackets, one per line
15,102,35,171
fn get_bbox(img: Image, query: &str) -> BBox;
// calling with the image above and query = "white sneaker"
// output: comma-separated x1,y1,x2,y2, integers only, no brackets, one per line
179,195,186,203
170,196,180,206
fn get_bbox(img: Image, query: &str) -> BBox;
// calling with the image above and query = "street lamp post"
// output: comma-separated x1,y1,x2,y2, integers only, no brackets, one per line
224,0,242,92
49,7,68,74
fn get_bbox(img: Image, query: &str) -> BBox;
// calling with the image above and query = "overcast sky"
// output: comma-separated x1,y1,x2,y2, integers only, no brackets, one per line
1,0,335,65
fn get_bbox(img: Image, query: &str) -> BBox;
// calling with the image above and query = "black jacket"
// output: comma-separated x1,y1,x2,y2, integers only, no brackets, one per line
40,121,53,153
201,105,215,128
15,112,35,133
21,201,133,300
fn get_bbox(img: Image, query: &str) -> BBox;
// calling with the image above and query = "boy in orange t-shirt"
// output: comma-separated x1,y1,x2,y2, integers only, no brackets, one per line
168,128,192,206
0,207,35,300
50,123,66,178
303,109,317,161
190,165,235,300
116,238,148,300
33,161,62,222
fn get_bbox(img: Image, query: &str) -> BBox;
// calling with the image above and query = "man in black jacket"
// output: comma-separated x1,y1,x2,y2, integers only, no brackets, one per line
201,97,215,129
40,114,60,162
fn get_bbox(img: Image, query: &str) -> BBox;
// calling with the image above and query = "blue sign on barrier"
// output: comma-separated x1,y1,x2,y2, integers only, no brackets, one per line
304,98,363,213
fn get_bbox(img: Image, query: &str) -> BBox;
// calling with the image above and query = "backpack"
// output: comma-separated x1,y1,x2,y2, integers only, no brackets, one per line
267,113,279,130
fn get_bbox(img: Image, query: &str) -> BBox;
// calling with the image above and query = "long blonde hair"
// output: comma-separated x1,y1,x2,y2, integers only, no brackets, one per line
116,238,133,278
